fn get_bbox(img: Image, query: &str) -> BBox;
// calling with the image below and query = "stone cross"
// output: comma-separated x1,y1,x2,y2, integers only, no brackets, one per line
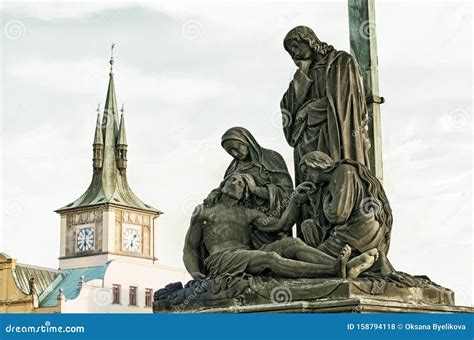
348,0,384,181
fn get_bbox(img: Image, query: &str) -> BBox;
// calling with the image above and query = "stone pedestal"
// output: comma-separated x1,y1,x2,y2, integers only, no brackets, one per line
193,298,472,314
153,278,473,314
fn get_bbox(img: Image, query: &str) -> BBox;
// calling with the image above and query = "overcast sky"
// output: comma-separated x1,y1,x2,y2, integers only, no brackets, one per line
1,0,472,306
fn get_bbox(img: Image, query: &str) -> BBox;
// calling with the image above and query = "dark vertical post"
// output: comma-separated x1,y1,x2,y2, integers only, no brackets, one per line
348,0,383,181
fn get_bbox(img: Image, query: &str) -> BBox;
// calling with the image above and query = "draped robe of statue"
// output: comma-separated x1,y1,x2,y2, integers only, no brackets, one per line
301,160,392,259
217,127,294,248
281,32,370,186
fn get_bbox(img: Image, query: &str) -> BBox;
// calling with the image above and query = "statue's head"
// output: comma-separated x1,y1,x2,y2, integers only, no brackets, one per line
221,128,250,161
221,173,250,201
299,151,335,185
284,26,333,61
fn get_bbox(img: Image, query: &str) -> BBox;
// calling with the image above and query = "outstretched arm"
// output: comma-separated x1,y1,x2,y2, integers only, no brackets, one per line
183,205,206,280
252,199,300,233
250,183,313,232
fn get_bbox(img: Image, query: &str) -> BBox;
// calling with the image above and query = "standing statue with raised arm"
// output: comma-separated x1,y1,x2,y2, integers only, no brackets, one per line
281,26,370,186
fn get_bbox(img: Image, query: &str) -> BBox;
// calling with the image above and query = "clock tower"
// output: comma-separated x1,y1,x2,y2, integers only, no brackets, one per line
55,53,162,270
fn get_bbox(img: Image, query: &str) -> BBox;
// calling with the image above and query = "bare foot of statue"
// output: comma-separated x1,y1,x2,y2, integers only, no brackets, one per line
337,244,352,278
346,248,379,279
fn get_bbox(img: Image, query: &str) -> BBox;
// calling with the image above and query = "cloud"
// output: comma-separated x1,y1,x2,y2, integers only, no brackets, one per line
4,57,230,105
1,1,133,21
1,1,472,306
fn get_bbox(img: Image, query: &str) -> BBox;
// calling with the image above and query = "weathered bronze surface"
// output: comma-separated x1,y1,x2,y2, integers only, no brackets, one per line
154,278,461,313
154,149,453,312
205,127,294,248
280,26,370,186
298,151,393,258
183,173,378,282
153,23,463,313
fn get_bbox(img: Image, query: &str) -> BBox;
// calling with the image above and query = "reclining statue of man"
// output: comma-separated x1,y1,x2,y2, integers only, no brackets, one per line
183,173,379,281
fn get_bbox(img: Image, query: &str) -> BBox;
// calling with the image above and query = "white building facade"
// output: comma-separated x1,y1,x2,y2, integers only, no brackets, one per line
2,53,190,314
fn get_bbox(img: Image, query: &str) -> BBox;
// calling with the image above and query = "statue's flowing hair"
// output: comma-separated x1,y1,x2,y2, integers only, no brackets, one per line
300,151,393,252
284,26,334,56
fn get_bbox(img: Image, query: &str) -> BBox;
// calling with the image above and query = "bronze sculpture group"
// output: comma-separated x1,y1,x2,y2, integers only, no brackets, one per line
154,26,446,311
184,26,386,282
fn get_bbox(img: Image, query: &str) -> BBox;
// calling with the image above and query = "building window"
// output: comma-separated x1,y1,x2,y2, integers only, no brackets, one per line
129,286,137,306
112,284,121,304
145,288,153,307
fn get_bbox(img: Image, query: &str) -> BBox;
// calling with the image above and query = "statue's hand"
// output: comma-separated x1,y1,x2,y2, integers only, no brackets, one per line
191,272,206,280
296,181,315,193
293,182,314,204
294,59,312,74
242,174,257,193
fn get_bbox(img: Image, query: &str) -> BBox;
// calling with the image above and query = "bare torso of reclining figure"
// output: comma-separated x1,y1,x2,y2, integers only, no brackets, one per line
183,174,378,280
201,204,253,254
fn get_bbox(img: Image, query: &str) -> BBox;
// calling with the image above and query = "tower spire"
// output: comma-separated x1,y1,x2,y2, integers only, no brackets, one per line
117,104,127,144
55,46,161,217
116,103,128,171
102,44,119,139
100,47,120,195
110,43,115,74
93,104,104,169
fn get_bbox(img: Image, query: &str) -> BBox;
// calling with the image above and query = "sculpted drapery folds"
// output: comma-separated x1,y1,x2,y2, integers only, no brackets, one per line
281,26,370,185
221,127,293,213
183,173,379,281
153,24,460,312
206,127,294,248
297,151,393,259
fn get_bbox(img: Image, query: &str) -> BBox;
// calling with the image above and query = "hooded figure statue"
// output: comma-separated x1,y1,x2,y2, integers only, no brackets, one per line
205,127,293,248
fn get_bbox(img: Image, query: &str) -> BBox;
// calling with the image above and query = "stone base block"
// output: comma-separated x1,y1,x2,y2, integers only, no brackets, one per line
194,298,473,314
153,278,472,314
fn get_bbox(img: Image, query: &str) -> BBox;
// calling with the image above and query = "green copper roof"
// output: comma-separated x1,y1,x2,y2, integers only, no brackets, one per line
56,57,161,214
117,113,127,145
40,264,109,307
13,263,64,299
93,112,103,145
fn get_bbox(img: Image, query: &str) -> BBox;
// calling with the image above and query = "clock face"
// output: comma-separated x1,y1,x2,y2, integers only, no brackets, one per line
123,228,140,252
77,227,94,252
